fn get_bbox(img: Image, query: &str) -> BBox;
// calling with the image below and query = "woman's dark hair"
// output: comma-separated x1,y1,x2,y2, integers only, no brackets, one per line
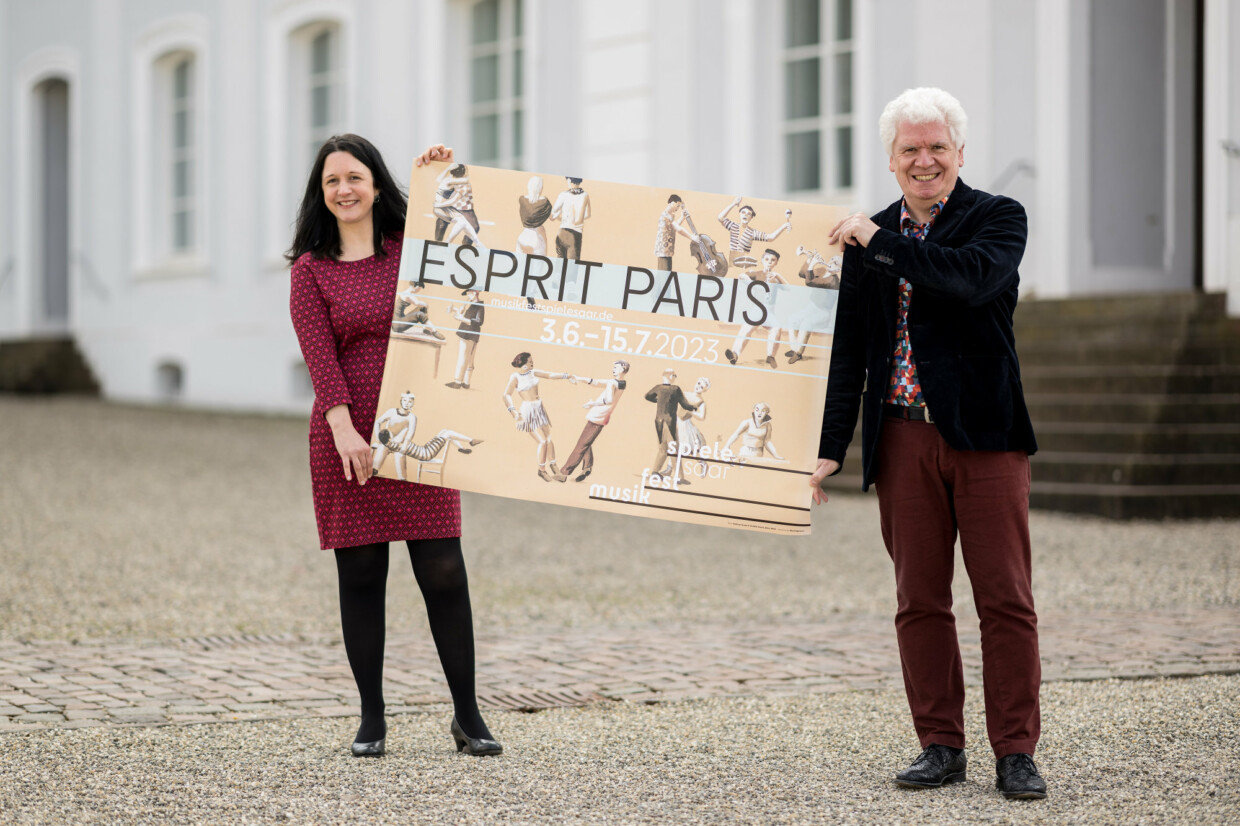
285,134,407,264
512,352,531,368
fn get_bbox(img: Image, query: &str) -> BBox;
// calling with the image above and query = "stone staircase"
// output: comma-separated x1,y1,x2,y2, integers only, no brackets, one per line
821,292,1240,519
0,337,100,395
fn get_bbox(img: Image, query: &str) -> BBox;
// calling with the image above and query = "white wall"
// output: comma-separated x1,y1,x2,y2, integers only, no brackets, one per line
2,0,1237,415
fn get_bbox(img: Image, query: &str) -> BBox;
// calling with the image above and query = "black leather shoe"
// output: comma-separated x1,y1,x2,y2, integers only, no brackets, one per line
351,721,387,757
996,753,1047,800
894,744,967,788
450,717,502,756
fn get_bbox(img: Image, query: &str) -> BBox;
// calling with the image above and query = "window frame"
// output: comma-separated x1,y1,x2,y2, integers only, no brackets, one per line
262,2,356,269
463,0,526,170
131,16,210,277
778,0,856,201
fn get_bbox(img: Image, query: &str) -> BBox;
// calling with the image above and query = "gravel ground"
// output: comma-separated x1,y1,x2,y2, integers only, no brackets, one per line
1,676,1236,825
1,397,1236,642
2,397,1238,824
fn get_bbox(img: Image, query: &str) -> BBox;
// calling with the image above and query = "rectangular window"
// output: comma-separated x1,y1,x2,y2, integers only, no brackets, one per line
467,0,524,169
170,57,195,252
781,0,854,197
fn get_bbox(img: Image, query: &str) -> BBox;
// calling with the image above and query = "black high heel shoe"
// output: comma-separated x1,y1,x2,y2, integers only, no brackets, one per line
450,717,502,756
351,721,387,757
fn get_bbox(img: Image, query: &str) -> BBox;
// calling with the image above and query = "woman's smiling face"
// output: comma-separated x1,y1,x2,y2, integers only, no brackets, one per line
322,151,377,227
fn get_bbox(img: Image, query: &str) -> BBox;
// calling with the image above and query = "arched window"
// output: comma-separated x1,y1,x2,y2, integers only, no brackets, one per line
165,54,197,253
132,18,210,273
291,22,343,184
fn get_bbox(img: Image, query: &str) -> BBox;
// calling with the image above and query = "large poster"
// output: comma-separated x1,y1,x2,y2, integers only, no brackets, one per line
373,162,846,535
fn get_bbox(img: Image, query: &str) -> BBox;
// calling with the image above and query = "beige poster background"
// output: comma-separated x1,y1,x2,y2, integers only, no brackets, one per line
373,162,847,535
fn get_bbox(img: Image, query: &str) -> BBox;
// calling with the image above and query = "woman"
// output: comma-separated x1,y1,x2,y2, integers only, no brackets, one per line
724,402,788,462
446,289,484,389
501,351,576,482
517,175,551,255
288,134,501,758
677,377,710,478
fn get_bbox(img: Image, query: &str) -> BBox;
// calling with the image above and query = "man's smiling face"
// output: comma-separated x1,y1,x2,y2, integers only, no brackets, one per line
889,120,964,218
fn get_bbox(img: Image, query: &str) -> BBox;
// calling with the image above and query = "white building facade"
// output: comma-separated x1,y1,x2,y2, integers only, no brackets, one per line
1,0,1238,412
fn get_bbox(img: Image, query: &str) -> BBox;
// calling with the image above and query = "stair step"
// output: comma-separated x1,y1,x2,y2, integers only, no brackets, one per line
1031,452,1240,486
1029,483,1240,519
0,337,100,394
820,474,1240,517
1023,394,1240,425
1016,342,1240,367
1012,291,1224,322
1020,365,1240,395
1034,422,1240,454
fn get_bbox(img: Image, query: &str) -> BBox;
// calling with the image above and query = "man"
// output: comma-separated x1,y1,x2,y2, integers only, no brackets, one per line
654,195,693,272
560,360,630,482
809,87,1046,801
644,367,698,483
724,249,789,369
717,197,791,268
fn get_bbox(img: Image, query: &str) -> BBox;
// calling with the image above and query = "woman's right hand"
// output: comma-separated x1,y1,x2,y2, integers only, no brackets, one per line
326,404,372,485
416,144,454,167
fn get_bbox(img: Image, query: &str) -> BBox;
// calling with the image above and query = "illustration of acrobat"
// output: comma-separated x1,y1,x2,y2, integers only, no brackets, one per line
724,249,790,369
724,402,788,463
717,197,792,269
371,390,483,482
433,164,486,249
501,351,578,482
392,282,446,340
559,360,630,483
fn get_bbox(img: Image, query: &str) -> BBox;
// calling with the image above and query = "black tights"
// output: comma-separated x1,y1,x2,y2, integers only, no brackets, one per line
334,537,489,743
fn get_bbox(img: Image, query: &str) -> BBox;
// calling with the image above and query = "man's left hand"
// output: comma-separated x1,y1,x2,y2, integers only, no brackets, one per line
828,212,879,248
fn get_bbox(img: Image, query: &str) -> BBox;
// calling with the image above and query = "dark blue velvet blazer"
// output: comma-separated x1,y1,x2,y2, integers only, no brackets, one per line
818,178,1037,490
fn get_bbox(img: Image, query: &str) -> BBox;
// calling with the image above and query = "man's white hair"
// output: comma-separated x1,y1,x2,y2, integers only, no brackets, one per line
878,87,968,156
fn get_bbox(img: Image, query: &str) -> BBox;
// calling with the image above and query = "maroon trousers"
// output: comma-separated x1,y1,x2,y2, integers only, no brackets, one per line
873,416,1040,757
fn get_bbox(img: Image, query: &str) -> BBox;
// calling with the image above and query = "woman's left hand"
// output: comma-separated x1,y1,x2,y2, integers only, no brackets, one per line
416,144,454,167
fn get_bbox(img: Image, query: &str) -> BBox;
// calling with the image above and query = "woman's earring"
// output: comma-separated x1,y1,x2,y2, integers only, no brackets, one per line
374,193,381,203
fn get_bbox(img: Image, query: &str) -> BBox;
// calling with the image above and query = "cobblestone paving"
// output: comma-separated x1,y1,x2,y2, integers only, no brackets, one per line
2,607,1236,732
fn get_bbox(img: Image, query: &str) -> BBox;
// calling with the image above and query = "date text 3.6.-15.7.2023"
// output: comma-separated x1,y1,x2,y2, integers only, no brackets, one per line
539,318,723,363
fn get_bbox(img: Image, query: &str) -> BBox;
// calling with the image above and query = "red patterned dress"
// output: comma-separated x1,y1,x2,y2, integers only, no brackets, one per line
290,233,461,549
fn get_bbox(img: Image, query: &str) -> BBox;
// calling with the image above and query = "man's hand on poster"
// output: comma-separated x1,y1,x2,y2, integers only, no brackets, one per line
415,144,455,167
809,458,840,505
828,212,879,248
326,404,373,486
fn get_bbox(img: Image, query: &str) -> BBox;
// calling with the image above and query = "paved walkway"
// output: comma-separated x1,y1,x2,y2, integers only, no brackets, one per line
2,607,1237,732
